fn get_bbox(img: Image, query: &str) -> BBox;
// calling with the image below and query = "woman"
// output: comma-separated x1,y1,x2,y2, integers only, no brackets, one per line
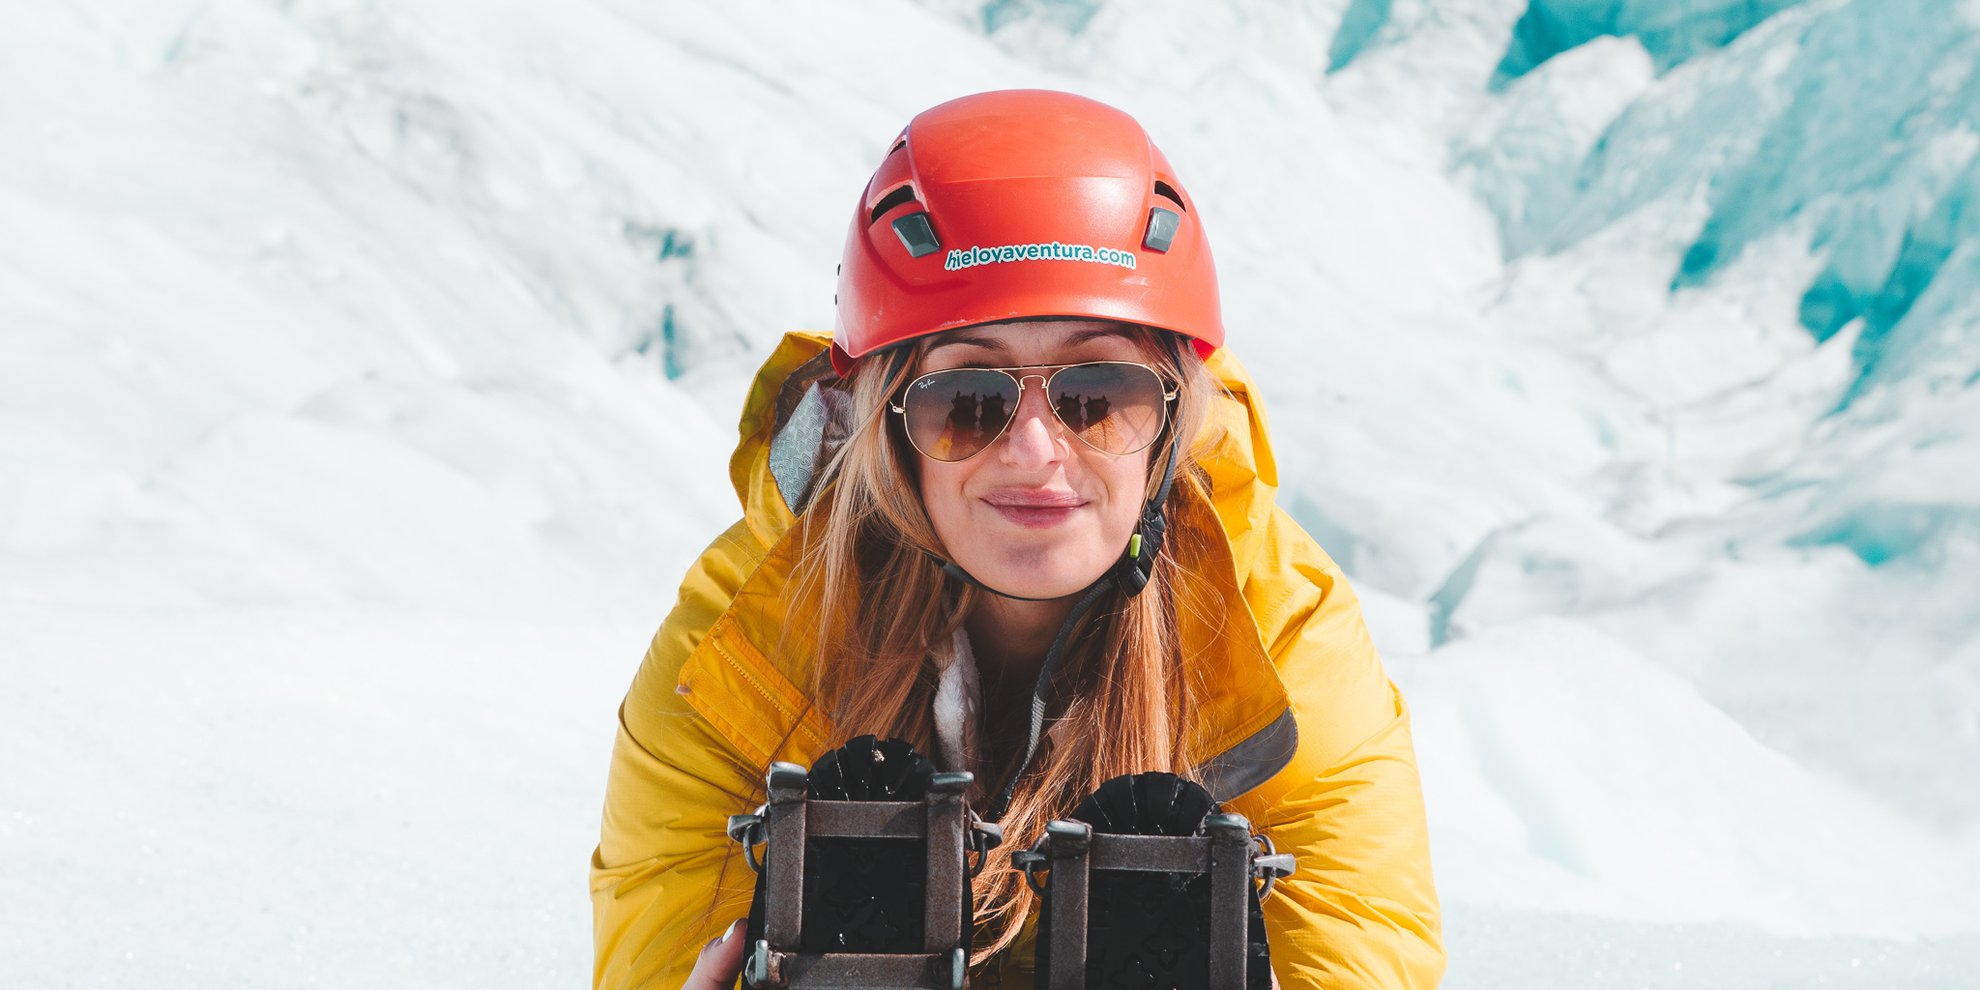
591,90,1444,989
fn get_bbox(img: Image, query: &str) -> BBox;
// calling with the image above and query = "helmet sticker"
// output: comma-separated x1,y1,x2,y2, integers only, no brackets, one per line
942,241,1137,272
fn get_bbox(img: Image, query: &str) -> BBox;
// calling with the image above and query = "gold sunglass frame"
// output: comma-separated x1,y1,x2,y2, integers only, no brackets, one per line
889,360,1179,463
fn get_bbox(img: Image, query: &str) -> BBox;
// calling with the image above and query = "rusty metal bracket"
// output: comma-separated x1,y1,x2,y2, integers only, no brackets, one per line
729,754,977,989
1023,807,1299,990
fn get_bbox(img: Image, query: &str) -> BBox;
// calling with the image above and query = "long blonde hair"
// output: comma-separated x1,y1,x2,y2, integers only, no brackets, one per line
788,324,1222,962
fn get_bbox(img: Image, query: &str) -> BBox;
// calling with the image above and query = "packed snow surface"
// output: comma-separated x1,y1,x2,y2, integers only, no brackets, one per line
4,0,1976,986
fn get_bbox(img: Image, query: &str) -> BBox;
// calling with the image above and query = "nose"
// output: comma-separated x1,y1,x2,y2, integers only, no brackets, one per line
997,377,1069,470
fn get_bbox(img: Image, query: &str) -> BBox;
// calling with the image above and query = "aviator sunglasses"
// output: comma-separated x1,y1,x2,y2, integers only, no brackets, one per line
891,361,1178,463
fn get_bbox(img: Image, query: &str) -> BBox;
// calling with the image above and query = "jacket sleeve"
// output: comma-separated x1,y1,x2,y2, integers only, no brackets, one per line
591,520,764,990
1228,508,1446,989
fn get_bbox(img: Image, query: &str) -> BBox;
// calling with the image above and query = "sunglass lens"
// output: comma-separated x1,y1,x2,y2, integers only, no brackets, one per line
902,369,1021,462
1048,363,1169,455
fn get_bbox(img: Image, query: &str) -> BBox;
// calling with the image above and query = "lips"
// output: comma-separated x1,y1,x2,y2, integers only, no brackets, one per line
982,488,1086,528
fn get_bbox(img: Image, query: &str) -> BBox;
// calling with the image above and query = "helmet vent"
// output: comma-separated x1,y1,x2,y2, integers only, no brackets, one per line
1153,180,1188,212
1143,207,1182,253
892,212,941,258
867,184,922,226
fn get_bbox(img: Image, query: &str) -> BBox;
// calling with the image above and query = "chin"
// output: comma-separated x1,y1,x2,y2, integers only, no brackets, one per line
969,549,1114,599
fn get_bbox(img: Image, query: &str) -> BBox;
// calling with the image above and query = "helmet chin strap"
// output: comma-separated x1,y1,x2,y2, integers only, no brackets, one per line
924,554,1067,604
1112,406,1182,596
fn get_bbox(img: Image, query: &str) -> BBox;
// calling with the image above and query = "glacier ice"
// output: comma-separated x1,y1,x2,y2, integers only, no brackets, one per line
1491,0,1808,88
1328,0,1395,72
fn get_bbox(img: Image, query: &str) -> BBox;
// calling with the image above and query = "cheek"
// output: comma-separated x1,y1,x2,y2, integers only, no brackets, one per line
1103,452,1154,520
915,460,968,531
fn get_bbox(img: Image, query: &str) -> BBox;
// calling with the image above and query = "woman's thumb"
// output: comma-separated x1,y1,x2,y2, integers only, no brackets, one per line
684,919,747,990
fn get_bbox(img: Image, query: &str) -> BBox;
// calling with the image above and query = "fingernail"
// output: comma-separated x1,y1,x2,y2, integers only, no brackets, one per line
719,919,744,945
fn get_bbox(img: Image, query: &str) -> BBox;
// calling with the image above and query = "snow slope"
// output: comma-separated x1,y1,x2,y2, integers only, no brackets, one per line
4,0,1976,986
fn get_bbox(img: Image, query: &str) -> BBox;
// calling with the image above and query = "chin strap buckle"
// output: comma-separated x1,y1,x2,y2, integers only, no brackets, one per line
1115,505,1167,597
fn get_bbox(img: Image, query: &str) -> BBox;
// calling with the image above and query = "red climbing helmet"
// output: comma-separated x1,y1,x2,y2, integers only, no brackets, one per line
831,89,1223,375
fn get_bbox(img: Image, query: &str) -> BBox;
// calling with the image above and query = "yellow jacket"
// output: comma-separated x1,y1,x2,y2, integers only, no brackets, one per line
591,331,1444,988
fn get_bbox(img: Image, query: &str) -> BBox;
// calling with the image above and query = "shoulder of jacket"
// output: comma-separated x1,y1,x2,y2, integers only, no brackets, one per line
1250,506,1403,772
623,518,772,725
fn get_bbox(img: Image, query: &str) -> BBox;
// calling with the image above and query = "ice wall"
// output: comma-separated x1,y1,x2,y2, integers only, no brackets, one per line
1492,0,1808,85
1449,0,1980,825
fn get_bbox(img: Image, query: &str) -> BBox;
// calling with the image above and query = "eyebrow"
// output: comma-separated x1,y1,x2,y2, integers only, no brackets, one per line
926,325,1137,356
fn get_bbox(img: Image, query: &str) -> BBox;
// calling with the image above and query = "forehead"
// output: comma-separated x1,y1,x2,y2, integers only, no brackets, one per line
920,320,1153,365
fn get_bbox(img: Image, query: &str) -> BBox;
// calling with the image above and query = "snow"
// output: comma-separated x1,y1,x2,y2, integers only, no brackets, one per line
1393,619,1980,936
4,0,1978,987
1,603,638,987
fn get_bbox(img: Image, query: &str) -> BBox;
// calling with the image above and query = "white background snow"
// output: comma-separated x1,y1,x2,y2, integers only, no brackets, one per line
4,0,1978,986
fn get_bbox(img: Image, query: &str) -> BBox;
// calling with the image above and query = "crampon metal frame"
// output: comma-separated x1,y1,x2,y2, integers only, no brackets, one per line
727,761,1004,990
1010,813,1296,990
